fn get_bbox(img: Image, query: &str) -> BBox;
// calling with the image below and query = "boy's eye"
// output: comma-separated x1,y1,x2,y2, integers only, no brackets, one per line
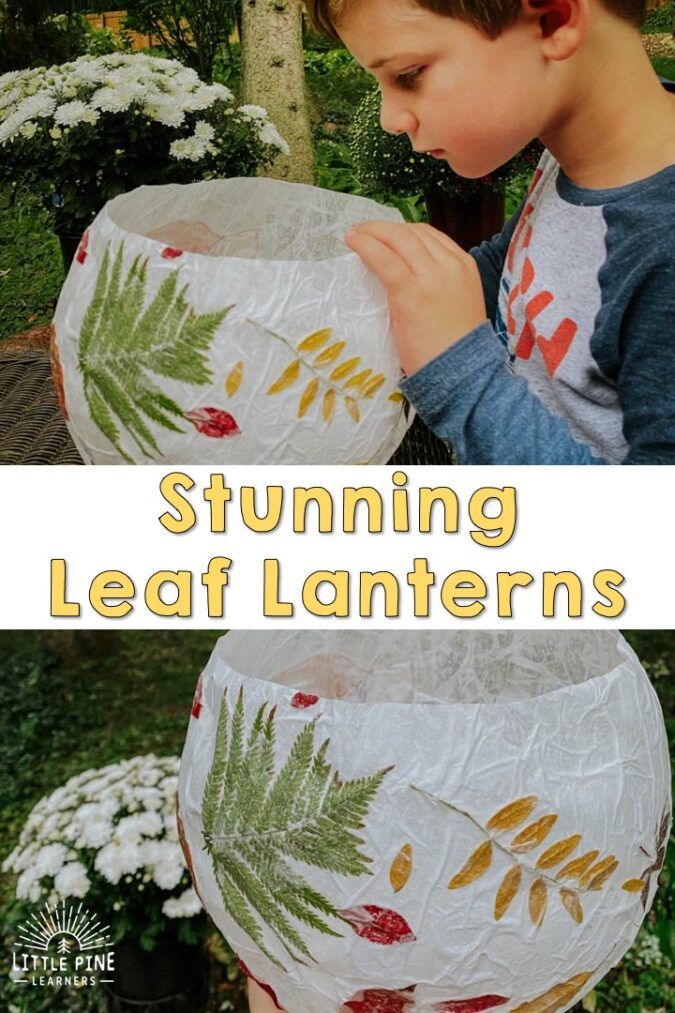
395,67,425,89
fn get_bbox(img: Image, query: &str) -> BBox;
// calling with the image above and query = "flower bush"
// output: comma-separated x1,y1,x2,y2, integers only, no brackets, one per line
2,754,204,950
349,88,540,201
0,52,289,237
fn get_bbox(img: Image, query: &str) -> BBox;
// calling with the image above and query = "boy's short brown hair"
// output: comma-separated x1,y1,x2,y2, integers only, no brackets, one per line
305,0,646,41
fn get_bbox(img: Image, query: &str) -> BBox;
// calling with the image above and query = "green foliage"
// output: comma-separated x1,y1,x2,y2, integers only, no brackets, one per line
124,0,241,81
78,243,230,461
0,7,117,75
651,54,675,77
642,1,674,34
203,688,390,966
349,88,541,200
315,139,427,222
304,48,372,141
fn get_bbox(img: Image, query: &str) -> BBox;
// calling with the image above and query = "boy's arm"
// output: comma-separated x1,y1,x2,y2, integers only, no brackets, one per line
469,201,525,321
399,323,606,464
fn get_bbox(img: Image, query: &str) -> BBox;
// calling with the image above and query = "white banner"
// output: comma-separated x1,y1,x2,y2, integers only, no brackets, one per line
0,465,671,628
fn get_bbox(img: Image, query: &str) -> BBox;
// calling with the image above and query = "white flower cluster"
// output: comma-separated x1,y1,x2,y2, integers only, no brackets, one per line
2,754,201,922
0,53,289,158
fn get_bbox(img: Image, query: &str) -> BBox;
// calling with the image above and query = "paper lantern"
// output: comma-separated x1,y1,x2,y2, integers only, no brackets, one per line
51,178,411,464
177,631,671,1013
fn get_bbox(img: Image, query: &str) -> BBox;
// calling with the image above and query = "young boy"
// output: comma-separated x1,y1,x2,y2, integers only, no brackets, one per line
314,0,674,465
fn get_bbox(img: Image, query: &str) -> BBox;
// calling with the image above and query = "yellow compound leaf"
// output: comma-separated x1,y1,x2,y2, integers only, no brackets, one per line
389,392,406,403
510,972,593,1013
448,840,493,890
298,378,319,418
314,341,346,366
487,796,539,833
268,359,301,394
225,361,243,397
622,878,646,893
330,356,361,381
297,327,332,353
580,856,619,890
511,814,558,853
390,844,413,893
494,864,522,921
363,374,386,398
529,877,548,927
536,835,582,870
344,396,360,424
345,368,373,391
323,387,337,424
555,850,600,882
560,888,584,924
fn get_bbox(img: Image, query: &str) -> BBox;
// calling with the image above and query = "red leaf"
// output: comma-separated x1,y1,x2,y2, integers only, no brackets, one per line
291,692,319,709
339,905,416,945
435,997,510,1012
162,246,184,259
191,676,203,719
237,959,283,1010
185,407,240,438
75,230,89,264
341,987,416,1012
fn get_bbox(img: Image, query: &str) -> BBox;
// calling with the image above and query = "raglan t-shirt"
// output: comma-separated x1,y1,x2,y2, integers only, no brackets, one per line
399,88,675,464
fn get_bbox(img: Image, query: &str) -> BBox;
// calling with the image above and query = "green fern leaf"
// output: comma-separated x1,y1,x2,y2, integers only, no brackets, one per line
201,688,391,966
78,241,231,461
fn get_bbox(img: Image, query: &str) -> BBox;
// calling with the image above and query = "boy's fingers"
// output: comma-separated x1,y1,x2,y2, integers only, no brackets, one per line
349,220,434,275
345,228,412,289
411,223,470,261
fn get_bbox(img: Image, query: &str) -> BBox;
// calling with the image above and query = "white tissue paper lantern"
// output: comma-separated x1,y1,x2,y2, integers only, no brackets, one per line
177,631,671,1013
50,178,412,464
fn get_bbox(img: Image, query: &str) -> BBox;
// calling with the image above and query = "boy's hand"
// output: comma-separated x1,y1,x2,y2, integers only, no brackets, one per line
345,221,487,376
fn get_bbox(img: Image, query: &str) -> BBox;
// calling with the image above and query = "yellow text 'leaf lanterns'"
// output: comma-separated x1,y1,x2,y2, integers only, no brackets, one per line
177,631,671,1013
51,178,412,464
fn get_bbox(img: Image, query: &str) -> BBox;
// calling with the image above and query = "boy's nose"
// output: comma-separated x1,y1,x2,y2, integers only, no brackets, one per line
379,97,418,139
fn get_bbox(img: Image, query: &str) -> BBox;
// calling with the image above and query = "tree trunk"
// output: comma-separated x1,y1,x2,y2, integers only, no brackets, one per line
241,0,315,183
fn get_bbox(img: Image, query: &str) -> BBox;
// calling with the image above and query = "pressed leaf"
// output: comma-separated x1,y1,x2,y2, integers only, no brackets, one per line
345,368,373,392
536,835,582,870
297,327,333,353
363,374,387,398
225,361,243,397
339,905,416,945
345,396,361,423
314,341,346,366
298,378,319,418
341,986,416,1012
185,407,240,438
487,796,538,833
555,850,600,882
448,841,493,890
390,844,413,893
559,888,584,924
323,387,337,424
529,877,547,927
330,356,362,381
622,878,646,893
511,814,558,853
494,864,522,921
510,972,592,1013
291,693,319,709
268,359,301,394
191,676,204,719
389,392,406,403
580,856,619,890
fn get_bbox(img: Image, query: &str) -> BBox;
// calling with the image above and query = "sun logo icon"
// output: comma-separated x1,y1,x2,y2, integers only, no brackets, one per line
11,900,115,988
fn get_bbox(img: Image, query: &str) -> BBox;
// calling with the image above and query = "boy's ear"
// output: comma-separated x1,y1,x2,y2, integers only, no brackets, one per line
521,0,589,59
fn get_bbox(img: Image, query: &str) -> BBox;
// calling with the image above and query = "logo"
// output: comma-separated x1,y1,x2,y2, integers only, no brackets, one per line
11,900,115,989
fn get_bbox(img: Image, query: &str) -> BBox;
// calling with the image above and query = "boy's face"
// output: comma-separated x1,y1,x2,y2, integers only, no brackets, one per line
339,0,554,178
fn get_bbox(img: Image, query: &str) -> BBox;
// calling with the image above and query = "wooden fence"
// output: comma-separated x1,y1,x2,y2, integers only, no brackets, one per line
84,10,160,51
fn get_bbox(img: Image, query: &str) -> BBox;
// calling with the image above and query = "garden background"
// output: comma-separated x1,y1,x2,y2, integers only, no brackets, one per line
0,630,673,1012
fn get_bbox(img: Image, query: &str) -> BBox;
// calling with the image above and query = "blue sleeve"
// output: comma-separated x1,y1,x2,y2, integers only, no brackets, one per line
400,323,606,465
616,257,675,464
470,202,525,321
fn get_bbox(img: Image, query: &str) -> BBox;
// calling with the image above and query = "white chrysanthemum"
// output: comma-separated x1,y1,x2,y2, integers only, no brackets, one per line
117,810,163,839
54,861,90,899
16,92,57,121
2,846,20,873
144,99,185,126
90,86,136,114
169,137,212,162
77,818,113,850
54,100,90,127
193,120,215,143
162,887,202,919
16,867,41,901
11,842,38,873
238,103,268,121
34,843,68,877
258,121,290,155
18,121,38,139
153,858,185,891
94,840,143,884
